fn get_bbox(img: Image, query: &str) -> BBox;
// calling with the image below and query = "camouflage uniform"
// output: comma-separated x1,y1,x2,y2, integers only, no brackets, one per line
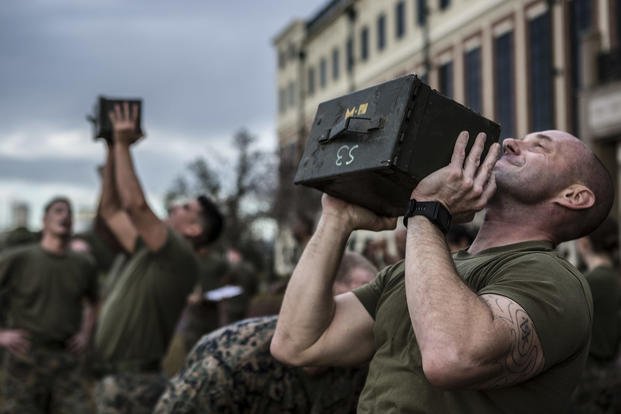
94,371,167,414
154,316,368,413
1,344,93,413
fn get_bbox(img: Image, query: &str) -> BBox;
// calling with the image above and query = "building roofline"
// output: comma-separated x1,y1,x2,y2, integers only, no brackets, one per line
306,0,354,36
272,19,305,45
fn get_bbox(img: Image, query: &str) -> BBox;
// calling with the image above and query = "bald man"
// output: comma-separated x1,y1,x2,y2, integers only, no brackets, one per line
272,130,614,413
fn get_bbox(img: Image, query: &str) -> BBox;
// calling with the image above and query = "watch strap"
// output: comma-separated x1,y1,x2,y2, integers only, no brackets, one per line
403,199,452,234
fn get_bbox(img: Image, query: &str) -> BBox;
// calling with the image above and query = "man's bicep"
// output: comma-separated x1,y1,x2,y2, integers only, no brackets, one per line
476,294,545,389
312,292,375,366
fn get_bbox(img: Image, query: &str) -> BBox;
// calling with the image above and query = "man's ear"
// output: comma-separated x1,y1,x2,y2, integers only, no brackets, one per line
553,184,595,210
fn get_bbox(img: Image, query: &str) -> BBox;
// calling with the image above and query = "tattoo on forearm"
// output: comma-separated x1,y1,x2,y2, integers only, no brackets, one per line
480,295,545,388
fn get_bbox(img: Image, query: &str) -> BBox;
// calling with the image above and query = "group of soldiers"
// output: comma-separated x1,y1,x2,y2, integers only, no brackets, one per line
0,101,620,414
0,103,379,413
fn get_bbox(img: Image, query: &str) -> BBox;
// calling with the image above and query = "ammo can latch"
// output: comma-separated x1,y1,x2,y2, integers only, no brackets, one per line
318,116,383,144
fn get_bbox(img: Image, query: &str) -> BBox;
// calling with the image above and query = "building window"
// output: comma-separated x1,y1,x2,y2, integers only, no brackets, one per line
360,26,369,61
438,60,453,98
439,0,450,11
528,10,554,131
279,87,286,113
332,47,340,80
278,50,286,70
347,37,354,73
396,1,406,39
307,66,315,96
377,13,386,51
320,57,327,89
494,30,515,139
287,43,296,61
416,0,427,26
574,0,593,32
464,47,482,113
569,0,593,134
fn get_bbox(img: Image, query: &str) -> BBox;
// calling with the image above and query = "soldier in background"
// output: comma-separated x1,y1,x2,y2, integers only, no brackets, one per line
93,103,223,413
218,246,258,325
154,251,376,413
571,216,621,413
0,196,99,413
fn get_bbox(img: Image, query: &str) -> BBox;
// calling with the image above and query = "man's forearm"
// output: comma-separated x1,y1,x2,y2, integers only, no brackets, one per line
80,301,97,338
272,214,351,360
99,149,121,219
405,216,498,385
113,142,149,214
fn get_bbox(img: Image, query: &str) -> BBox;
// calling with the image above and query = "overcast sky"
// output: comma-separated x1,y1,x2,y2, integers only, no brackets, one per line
0,0,326,231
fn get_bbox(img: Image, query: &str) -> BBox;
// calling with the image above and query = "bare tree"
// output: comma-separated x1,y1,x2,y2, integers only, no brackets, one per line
165,128,277,268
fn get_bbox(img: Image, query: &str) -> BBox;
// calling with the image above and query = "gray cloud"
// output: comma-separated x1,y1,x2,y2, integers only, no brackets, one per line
0,1,326,226
0,1,324,135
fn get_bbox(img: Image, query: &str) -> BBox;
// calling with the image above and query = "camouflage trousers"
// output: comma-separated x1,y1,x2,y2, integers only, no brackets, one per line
94,371,167,414
0,346,93,414
571,359,621,413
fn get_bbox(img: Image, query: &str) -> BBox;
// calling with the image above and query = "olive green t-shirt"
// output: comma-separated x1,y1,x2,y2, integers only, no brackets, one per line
95,229,198,365
0,244,98,343
585,265,620,360
353,241,592,414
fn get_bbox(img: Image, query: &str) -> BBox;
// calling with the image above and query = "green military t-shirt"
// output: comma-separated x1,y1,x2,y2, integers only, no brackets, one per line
95,229,198,365
0,244,98,343
585,265,620,360
353,241,592,414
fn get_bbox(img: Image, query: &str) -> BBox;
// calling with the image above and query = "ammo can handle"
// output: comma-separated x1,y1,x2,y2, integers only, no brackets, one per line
318,116,383,144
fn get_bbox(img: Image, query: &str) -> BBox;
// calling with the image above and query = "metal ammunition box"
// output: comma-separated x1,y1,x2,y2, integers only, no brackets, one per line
294,75,501,217
89,96,143,143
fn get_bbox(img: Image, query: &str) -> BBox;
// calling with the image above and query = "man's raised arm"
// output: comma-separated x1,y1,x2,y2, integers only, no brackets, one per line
110,103,167,252
271,195,395,367
98,144,138,253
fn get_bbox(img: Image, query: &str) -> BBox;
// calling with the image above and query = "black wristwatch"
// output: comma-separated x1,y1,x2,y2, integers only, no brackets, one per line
403,199,452,234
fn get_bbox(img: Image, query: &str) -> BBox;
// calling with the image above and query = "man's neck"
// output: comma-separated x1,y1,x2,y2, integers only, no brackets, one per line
468,204,556,255
40,233,69,255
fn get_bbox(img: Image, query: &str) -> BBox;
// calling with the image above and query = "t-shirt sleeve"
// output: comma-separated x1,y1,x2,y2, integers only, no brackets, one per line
478,253,592,370
353,263,397,319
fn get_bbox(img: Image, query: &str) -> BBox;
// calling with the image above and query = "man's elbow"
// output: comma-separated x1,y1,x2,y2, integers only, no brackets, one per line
421,346,475,389
269,336,307,367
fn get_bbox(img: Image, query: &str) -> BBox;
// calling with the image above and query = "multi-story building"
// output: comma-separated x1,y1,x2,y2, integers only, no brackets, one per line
272,0,621,273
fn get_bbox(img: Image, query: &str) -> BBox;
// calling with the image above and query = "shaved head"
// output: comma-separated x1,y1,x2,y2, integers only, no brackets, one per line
541,131,614,241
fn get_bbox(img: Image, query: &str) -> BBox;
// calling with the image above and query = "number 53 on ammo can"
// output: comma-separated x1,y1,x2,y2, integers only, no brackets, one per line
294,74,501,217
